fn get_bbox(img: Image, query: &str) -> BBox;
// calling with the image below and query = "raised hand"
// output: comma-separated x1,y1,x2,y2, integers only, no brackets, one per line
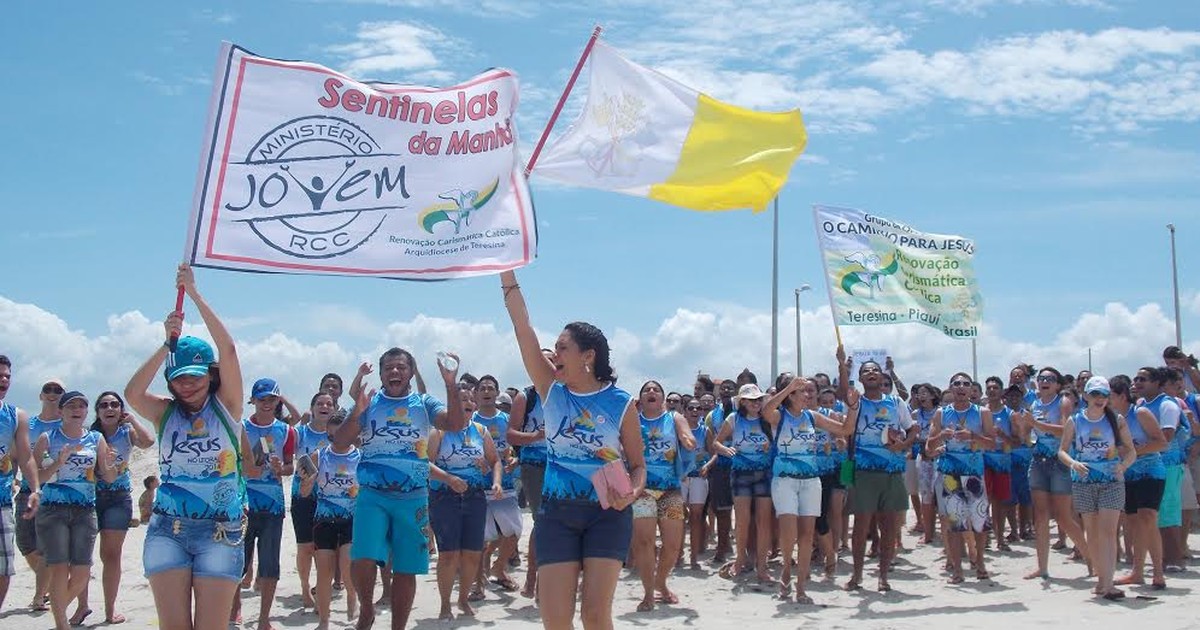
176,263,198,298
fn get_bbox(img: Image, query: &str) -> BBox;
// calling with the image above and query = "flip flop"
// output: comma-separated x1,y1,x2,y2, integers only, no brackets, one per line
795,593,814,605
489,576,519,592
655,592,679,605
467,587,486,602
70,608,93,627
1102,590,1126,601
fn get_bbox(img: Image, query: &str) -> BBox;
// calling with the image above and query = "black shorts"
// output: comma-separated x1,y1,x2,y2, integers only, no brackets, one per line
1124,477,1166,514
313,519,353,551
709,465,734,511
291,495,317,545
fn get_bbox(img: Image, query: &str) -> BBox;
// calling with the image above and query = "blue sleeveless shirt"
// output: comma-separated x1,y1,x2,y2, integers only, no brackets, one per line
542,382,632,503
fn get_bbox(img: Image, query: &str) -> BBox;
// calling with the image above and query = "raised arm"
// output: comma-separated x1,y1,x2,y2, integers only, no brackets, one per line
500,270,554,400
886,356,909,401
333,386,371,449
177,265,243,418
432,353,465,432
125,412,156,449
124,313,177,428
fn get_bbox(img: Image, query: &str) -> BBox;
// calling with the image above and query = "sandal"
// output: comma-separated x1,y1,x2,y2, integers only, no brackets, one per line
976,570,990,580
489,576,519,592
795,593,814,605
1051,540,1067,551
656,591,679,605
467,586,486,602
1102,589,1126,601
948,574,965,585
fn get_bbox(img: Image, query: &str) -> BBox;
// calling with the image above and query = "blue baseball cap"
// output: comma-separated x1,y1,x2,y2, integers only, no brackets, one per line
165,336,215,381
58,390,88,408
252,378,281,400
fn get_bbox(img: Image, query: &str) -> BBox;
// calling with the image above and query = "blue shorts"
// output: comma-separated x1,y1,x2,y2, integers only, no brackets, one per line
350,487,430,575
732,469,771,498
429,489,487,553
1009,464,1032,505
96,490,133,531
1158,465,1184,528
143,514,245,582
1028,457,1072,496
244,511,284,579
535,499,632,566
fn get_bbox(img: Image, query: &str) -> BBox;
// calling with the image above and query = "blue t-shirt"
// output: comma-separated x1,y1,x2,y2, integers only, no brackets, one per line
542,382,633,504
431,422,489,492
640,411,681,491
984,406,1013,473
853,394,914,474
1069,411,1120,483
0,403,17,507
357,390,445,496
911,407,936,458
1030,394,1065,459
292,424,329,498
729,413,772,472
41,428,103,507
96,424,134,493
517,387,547,465
707,405,733,468
936,404,985,476
773,408,826,479
1125,403,1166,481
243,418,291,515
314,445,360,521
1143,394,1184,466
21,415,62,492
818,406,846,468
474,410,517,497
155,399,246,522
682,422,709,478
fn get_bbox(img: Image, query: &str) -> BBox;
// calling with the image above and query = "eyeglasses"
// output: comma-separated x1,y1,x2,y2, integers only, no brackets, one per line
950,380,972,387
97,401,123,410
1036,375,1056,383
42,384,64,394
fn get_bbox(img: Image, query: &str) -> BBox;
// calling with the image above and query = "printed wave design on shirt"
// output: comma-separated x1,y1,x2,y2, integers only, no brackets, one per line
154,478,243,521
358,458,426,492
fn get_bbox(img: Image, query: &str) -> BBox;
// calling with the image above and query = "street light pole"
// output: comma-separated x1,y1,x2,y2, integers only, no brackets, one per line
1169,223,1183,347
795,285,811,375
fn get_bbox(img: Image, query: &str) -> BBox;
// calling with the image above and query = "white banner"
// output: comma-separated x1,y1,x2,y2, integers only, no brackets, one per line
185,43,536,280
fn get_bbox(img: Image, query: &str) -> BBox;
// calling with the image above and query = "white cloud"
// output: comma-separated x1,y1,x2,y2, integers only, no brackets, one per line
318,0,538,18
326,21,465,80
3,295,1193,418
928,0,1113,15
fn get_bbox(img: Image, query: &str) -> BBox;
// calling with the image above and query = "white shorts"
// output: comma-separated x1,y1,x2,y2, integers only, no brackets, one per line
770,476,822,517
484,496,523,541
681,476,709,505
1183,466,1199,511
917,459,939,505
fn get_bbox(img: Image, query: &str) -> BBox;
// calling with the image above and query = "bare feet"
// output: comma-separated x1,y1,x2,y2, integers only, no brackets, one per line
636,597,655,612
844,577,862,591
105,613,127,625
457,599,476,617
1024,569,1049,580
878,577,892,592
69,607,92,627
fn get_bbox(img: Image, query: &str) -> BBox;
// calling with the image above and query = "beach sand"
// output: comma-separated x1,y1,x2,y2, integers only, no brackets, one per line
4,483,1197,629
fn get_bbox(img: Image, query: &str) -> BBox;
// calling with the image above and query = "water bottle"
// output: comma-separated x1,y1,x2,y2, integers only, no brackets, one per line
436,351,458,373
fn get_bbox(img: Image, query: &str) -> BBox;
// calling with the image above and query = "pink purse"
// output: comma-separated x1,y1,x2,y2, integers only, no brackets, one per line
591,459,632,509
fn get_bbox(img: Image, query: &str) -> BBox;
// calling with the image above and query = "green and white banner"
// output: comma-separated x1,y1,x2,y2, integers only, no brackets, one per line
813,205,982,339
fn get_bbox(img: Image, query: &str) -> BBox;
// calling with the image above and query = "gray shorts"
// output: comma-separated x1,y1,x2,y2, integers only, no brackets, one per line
1028,457,1072,496
521,464,545,519
0,508,15,577
1072,481,1125,514
15,492,37,556
35,503,98,566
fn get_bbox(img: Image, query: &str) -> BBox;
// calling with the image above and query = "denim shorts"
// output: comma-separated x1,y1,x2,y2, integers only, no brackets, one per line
731,469,771,498
535,499,632,566
291,495,317,545
244,511,284,579
429,489,487,553
350,487,429,575
1028,457,1072,496
143,514,246,582
96,490,133,531
1009,462,1033,505
35,503,98,566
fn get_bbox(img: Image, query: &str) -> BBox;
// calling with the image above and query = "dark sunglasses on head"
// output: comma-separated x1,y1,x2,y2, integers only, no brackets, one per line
42,384,64,394
97,401,123,410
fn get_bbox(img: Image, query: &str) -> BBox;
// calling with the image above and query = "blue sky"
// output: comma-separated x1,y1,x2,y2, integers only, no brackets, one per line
2,1,1199,407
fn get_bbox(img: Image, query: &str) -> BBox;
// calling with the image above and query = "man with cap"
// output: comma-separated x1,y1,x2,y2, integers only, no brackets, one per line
16,377,66,610
0,355,42,612
235,378,297,630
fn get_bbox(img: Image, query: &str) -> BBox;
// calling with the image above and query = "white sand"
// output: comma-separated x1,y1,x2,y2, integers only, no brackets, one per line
4,493,1197,629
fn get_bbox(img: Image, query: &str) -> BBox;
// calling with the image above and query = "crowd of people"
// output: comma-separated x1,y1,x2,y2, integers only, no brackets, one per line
0,264,1198,630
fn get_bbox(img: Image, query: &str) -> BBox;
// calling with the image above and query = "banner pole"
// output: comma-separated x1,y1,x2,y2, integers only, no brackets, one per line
812,205,844,349
523,25,603,177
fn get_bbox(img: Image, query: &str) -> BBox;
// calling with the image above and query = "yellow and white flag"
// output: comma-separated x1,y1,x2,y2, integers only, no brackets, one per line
534,41,807,212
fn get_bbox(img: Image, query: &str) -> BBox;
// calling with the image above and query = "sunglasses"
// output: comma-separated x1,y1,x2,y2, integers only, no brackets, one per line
42,384,64,394
666,398,681,403
685,405,701,411
950,380,972,387
1088,391,1110,398
97,401,123,410
1036,375,1057,383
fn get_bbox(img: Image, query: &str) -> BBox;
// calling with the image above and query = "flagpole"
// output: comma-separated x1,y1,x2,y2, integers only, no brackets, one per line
524,25,603,177
770,197,780,380
971,338,978,382
811,205,844,350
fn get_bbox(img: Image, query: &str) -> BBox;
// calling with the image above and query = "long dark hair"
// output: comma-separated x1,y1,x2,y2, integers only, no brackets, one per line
564,321,616,384
90,391,125,436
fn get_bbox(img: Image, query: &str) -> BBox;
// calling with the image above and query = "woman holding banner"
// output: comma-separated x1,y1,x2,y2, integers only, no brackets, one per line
498,269,645,630
124,264,260,630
